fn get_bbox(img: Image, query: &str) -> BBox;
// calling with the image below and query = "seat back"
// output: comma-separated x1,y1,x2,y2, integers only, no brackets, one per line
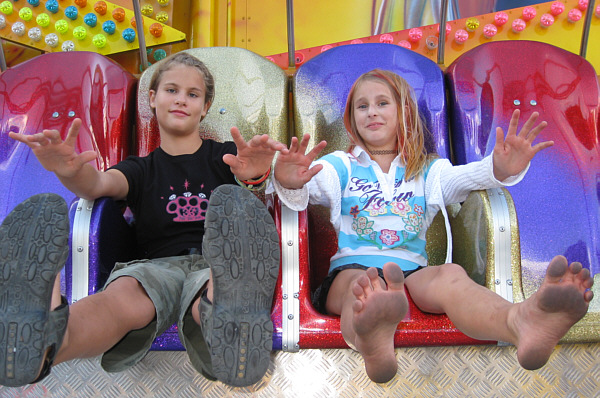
134,47,289,349
287,43,491,349
293,43,449,158
0,52,137,302
0,51,136,220
136,47,289,156
446,41,600,304
294,43,451,294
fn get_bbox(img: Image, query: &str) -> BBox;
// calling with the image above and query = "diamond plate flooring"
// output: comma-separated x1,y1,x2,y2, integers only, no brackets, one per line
1,344,599,397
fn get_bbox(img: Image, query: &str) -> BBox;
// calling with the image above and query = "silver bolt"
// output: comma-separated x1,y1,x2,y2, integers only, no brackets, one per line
219,108,226,114
293,293,299,299
77,246,84,252
287,314,294,320
495,279,500,285
282,294,288,300
287,240,293,246
499,226,505,232
507,280,513,286
425,35,438,50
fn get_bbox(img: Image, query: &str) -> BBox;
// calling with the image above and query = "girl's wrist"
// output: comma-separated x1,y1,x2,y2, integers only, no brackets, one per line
240,166,271,185
235,167,271,191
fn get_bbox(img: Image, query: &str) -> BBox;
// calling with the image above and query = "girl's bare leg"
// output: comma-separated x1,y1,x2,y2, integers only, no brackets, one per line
326,263,409,383
53,276,157,364
405,255,593,370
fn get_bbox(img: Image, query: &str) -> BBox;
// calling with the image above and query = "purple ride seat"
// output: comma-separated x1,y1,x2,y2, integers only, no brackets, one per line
0,51,137,302
280,43,509,350
446,40,600,342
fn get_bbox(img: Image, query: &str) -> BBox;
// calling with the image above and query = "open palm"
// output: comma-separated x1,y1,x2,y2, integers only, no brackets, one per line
9,118,97,178
493,110,554,181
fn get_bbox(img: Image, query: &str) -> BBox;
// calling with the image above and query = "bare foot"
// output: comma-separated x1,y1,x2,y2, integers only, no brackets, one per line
352,262,409,383
509,255,594,370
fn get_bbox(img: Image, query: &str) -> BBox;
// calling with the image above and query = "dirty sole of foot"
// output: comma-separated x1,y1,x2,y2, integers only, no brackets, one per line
0,193,69,387
203,185,280,387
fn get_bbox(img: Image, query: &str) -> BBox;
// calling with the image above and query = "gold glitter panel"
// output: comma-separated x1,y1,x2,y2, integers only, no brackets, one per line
137,47,289,147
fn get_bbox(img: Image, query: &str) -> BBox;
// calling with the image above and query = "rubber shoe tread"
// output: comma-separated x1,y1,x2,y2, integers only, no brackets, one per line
0,193,70,387
202,185,280,387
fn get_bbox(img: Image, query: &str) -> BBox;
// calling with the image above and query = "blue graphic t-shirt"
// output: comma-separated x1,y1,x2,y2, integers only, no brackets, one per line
323,151,435,272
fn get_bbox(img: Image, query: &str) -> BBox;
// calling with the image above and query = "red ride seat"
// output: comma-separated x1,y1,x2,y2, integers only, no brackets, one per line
276,43,506,351
0,51,137,302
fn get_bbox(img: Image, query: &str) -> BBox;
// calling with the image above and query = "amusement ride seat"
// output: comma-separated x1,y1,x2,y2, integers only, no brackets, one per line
277,42,512,351
70,47,289,350
0,51,136,221
0,51,137,302
445,40,600,341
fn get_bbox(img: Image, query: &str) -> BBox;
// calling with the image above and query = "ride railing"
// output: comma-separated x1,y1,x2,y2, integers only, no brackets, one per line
0,41,598,352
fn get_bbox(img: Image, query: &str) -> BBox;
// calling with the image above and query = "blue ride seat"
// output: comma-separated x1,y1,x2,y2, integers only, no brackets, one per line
445,40,600,341
72,47,289,350
0,51,137,301
278,42,514,350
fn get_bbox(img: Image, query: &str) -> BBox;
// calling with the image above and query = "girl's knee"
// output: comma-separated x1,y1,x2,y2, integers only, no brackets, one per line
104,276,156,320
436,263,469,282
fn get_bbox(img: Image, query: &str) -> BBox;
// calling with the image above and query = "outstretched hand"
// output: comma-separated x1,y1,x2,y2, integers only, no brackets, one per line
8,118,97,178
274,133,327,189
493,109,553,181
223,127,287,181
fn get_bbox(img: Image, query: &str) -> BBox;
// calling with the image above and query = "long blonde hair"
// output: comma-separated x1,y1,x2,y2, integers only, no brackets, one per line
343,69,435,180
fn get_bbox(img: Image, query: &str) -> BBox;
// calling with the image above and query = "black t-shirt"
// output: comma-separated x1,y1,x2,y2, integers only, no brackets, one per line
110,140,237,259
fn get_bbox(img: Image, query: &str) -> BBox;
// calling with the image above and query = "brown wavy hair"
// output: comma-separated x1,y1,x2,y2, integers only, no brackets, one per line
343,69,435,180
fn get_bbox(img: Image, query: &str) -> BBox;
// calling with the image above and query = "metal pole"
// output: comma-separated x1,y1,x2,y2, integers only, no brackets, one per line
132,0,149,71
373,0,389,35
437,0,449,65
286,0,295,68
579,0,595,58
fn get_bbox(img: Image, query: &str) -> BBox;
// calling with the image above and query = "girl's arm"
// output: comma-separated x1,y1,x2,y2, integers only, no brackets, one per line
9,118,129,201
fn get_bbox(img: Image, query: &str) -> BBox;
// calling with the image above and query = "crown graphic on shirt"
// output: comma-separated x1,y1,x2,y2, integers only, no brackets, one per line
166,192,209,222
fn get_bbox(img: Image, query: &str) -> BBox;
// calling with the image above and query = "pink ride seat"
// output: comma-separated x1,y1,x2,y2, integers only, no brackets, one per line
445,40,600,342
0,51,137,303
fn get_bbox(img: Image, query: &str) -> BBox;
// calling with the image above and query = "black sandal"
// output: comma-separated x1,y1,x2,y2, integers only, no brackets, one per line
0,193,70,387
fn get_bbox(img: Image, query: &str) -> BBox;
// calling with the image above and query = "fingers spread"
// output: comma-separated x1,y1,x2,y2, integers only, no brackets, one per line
222,153,240,169
65,118,83,145
532,140,554,154
507,109,521,136
495,126,505,149
229,126,248,150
